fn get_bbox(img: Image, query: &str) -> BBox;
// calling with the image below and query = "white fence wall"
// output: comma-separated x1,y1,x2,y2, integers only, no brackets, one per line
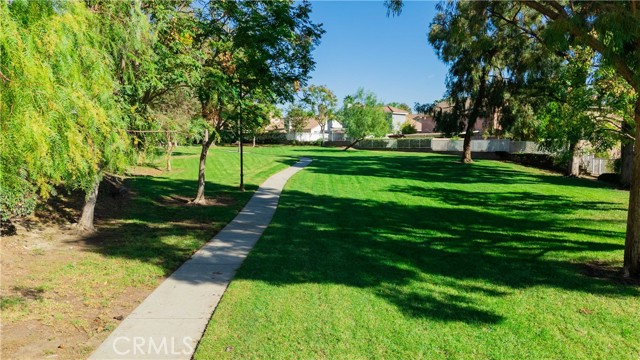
429,139,547,153
580,154,612,176
356,138,614,177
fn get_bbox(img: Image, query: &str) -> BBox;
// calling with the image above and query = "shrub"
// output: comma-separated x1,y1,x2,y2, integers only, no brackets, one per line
0,181,37,221
255,132,287,144
400,121,418,135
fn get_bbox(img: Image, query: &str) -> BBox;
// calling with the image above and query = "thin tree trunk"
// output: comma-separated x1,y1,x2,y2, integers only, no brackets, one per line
76,174,101,231
567,141,581,176
621,122,634,188
204,128,209,144
193,137,215,205
343,138,362,151
165,131,174,172
462,68,488,164
320,124,325,146
253,136,256,147
623,102,640,278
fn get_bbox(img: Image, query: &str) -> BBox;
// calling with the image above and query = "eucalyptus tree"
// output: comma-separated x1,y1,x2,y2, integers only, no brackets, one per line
340,89,391,150
591,66,637,187
388,0,640,277
475,1,640,277
191,0,323,203
0,0,129,229
428,1,518,163
485,0,640,279
302,85,337,146
524,47,594,176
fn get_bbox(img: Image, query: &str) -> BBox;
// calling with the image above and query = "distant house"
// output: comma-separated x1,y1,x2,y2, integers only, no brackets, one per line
407,113,431,133
286,118,345,142
382,105,410,132
265,118,287,133
424,100,500,136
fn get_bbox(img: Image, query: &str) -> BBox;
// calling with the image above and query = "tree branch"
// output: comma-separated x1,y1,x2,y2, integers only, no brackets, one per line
521,0,639,90
601,127,636,141
0,69,10,83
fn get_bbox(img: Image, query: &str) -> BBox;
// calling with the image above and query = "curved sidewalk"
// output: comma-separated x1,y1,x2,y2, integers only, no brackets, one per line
90,158,312,360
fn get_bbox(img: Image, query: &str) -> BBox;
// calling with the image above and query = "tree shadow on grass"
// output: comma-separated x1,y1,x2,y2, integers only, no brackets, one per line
73,176,256,275
237,188,635,325
72,151,634,326
289,149,616,189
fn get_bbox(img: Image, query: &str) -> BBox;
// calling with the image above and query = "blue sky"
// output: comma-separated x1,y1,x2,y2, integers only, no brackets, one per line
306,1,447,110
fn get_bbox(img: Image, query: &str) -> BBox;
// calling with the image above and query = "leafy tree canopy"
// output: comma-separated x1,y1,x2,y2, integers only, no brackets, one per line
0,0,129,219
340,88,391,142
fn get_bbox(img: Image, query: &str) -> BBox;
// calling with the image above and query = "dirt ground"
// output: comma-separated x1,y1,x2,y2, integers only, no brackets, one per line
1,224,152,359
0,177,159,359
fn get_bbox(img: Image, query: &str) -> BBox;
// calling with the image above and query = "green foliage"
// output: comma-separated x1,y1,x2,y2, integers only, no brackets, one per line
285,105,311,135
0,183,37,221
0,0,129,219
512,46,622,154
255,131,287,145
195,1,324,133
340,88,391,140
302,84,337,132
432,100,467,136
88,0,201,154
400,120,418,135
427,1,511,143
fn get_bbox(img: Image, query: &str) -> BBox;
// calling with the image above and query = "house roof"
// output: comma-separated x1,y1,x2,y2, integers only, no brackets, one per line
265,118,286,132
303,118,343,131
403,117,422,131
407,113,431,121
433,98,473,111
382,105,409,114
303,118,320,131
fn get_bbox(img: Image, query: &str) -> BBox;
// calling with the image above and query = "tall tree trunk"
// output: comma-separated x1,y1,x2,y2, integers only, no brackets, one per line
77,173,101,231
621,121,634,188
320,124,325,146
623,102,640,278
253,136,256,147
567,141,581,177
204,128,209,144
462,68,488,163
192,137,214,204
165,131,174,172
461,122,475,163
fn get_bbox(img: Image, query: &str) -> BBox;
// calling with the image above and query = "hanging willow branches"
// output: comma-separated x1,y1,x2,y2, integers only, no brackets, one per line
0,0,130,220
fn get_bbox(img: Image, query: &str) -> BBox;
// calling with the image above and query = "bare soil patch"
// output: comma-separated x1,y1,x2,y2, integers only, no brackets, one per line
583,261,640,286
1,176,157,359
1,220,153,359
158,194,236,207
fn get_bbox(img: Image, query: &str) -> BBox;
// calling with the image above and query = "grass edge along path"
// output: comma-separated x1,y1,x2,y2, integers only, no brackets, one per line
89,157,312,359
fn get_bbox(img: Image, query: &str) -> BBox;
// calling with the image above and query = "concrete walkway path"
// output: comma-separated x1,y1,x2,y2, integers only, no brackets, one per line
90,158,312,360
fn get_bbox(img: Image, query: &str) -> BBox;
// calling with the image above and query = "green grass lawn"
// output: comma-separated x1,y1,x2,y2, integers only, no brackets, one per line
1,145,305,356
195,148,639,359
57,146,305,289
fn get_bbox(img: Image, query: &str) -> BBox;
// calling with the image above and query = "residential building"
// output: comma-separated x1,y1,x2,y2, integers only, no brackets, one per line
285,118,345,142
382,105,410,132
